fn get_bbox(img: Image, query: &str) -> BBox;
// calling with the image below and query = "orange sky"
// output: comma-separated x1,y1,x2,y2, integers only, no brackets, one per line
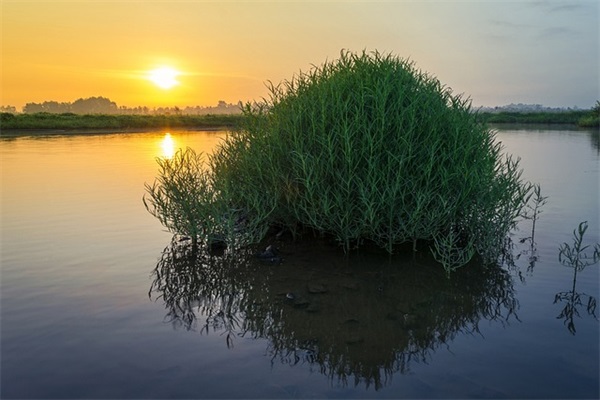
1,1,598,110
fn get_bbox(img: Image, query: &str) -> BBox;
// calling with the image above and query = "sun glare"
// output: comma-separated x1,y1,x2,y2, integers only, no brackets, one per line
160,133,176,159
148,67,180,89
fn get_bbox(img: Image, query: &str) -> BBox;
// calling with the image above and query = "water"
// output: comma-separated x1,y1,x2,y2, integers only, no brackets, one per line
1,127,598,398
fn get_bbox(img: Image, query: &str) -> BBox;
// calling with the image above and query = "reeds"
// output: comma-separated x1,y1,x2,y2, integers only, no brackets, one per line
210,50,531,271
145,50,532,272
143,149,218,247
143,147,272,251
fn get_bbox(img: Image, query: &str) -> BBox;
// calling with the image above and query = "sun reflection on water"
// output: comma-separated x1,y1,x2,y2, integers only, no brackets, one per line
160,132,175,159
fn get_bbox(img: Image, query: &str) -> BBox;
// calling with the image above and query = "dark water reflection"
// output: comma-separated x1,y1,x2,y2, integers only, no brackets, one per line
150,236,519,390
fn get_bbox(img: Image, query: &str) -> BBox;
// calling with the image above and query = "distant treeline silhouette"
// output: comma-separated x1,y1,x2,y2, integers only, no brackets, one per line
9,97,242,115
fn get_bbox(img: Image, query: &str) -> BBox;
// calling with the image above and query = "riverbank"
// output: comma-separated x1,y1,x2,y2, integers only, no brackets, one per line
0,112,244,133
2,109,598,137
0,127,232,138
477,109,598,127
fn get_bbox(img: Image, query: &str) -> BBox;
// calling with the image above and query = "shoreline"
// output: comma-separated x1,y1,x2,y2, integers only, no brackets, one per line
487,122,596,131
1,110,597,136
0,113,244,136
3,122,595,139
0,125,232,138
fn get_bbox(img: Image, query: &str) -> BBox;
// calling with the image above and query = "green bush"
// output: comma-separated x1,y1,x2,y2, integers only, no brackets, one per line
149,50,532,272
577,101,600,128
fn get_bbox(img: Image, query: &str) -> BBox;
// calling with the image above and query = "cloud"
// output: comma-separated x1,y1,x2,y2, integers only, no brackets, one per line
538,26,578,39
529,0,585,13
488,19,530,30
547,4,584,13
485,18,531,43
487,6,584,42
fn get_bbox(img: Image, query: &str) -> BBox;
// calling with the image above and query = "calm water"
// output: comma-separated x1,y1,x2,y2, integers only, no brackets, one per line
1,127,598,399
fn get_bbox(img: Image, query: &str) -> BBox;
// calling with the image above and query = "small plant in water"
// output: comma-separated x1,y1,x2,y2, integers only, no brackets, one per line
517,183,548,272
521,183,548,246
555,221,600,334
558,221,600,271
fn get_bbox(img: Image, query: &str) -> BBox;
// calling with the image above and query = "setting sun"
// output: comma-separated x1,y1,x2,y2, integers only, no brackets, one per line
147,67,180,89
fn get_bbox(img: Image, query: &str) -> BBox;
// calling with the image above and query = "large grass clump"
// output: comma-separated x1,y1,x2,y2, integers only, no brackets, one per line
146,50,531,273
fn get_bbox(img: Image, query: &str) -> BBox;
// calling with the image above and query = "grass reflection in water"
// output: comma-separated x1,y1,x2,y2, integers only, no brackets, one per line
149,236,519,390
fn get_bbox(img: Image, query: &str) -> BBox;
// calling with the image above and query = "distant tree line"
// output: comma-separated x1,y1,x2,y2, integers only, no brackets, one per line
131,100,243,116
22,96,118,114
0,112,244,131
4,96,243,115
2,97,596,126
477,110,589,125
477,103,586,113
0,105,17,113
477,101,599,127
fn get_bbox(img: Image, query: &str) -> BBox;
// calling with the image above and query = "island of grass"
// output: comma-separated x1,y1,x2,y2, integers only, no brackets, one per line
144,50,535,275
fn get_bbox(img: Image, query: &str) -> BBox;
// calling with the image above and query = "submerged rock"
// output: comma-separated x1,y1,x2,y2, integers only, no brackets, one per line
255,245,283,264
307,283,327,294
402,313,418,329
283,292,310,308
342,281,359,291
345,334,364,344
292,296,310,308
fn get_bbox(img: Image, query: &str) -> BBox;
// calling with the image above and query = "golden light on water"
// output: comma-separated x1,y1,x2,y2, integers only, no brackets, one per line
160,133,176,159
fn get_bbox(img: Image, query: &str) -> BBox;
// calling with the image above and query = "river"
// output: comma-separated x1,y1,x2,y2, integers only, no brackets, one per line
1,126,598,398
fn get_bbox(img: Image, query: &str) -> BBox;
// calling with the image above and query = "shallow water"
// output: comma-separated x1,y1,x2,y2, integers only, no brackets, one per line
1,127,598,398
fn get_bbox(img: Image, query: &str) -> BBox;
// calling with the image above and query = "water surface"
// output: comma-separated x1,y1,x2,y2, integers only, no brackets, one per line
1,127,598,398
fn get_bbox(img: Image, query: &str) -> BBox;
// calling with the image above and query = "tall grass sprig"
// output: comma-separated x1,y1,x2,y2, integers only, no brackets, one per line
559,221,600,271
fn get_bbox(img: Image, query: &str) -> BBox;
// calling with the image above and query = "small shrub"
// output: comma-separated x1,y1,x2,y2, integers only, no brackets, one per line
143,148,271,251
577,101,599,128
143,149,217,246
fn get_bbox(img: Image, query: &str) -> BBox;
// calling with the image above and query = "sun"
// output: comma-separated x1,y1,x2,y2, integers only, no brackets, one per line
147,67,180,89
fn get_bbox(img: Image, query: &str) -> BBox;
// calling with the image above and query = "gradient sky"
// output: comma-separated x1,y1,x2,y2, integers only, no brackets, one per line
2,0,598,110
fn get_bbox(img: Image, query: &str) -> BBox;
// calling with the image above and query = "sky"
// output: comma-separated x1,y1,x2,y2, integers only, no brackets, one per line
1,0,598,110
